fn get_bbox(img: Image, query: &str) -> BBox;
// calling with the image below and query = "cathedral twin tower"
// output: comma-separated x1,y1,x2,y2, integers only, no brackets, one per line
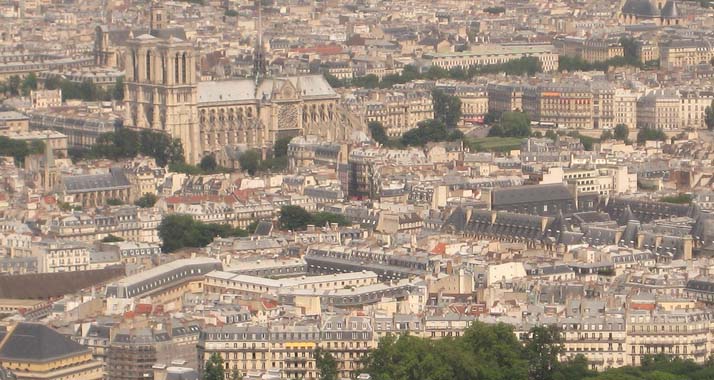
122,3,362,165
124,3,200,163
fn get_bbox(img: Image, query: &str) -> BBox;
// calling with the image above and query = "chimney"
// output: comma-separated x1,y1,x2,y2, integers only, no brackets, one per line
153,364,167,380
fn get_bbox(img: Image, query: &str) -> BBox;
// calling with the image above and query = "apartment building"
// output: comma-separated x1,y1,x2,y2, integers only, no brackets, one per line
358,90,433,137
30,240,90,273
199,317,375,380
424,44,559,72
626,309,711,366
203,271,379,298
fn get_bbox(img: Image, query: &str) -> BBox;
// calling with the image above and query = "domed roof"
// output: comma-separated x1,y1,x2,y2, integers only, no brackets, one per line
622,0,659,17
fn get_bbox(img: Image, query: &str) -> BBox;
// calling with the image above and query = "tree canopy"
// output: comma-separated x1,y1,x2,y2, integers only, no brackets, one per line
637,128,667,143
203,353,225,380
488,111,531,137
432,89,462,128
278,205,351,231
363,323,714,380
158,214,248,252
614,124,629,141
401,119,464,147
134,193,158,208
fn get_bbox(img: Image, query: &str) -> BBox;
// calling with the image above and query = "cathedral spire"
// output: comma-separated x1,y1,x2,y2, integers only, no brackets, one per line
253,0,267,85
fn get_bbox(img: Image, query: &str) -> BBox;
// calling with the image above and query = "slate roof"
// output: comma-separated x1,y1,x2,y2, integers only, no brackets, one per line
491,183,572,206
0,266,125,299
63,168,130,194
660,0,681,18
0,323,89,362
622,0,660,17
253,221,273,236
198,75,337,104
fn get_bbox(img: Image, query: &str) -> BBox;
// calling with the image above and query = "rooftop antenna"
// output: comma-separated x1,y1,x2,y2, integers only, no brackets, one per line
253,0,267,85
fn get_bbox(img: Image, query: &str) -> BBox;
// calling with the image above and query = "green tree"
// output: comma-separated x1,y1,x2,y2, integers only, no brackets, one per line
203,353,225,380
200,154,218,172
28,140,45,155
368,121,389,145
660,193,692,204
524,325,562,380
224,9,238,17
324,73,344,88
44,76,62,90
0,137,30,165
545,130,558,141
238,150,260,175
274,136,292,157
490,111,531,137
315,348,338,380
112,77,124,101
229,367,242,380
351,74,379,89
614,124,629,141
21,73,38,96
6,75,21,96
106,198,124,206
101,234,124,243
158,214,248,253
279,205,313,231
432,89,462,127
312,212,351,227
601,130,614,140
401,119,463,147
134,193,158,208
705,100,714,131
637,127,667,143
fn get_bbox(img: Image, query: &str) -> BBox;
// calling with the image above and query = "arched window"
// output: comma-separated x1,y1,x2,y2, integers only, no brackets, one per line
182,52,187,83
132,50,138,80
146,50,152,81
175,53,180,83
161,55,167,84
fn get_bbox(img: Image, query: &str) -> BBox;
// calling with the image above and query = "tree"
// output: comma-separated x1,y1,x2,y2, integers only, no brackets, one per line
368,121,389,145
401,119,463,147
106,198,124,206
312,212,351,227
490,111,531,137
601,130,614,140
637,127,667,143
432,89,462,127
274,136,292,158
660,193,692,204
224,9,238,17
545,130,558,141
705,100,714,131
134,193,158,208
158,214,248,252
200,154,218,172
101,234,124,243
279,205,314,231
6,75,21,96
112,77,124,101
203,353,225,380
21,73,38,96
351,74,379,89
614,124,629,141
315,348,338,380
229,367,242,380
238,150,260,176
524,325,562,380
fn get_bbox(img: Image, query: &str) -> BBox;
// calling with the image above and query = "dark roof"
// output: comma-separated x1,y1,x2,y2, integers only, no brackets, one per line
0,266,125,299
660,0,680,18
63,168,130,194
0,323,89,362
622,0,660,17
491,184,572,206
253,221,273,236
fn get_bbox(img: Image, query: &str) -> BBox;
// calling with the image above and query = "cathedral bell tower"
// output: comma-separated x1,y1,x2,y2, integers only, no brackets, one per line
150,1,166,33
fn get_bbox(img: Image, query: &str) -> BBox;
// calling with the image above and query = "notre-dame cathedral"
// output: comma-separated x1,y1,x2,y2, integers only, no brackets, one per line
117,2,364,164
